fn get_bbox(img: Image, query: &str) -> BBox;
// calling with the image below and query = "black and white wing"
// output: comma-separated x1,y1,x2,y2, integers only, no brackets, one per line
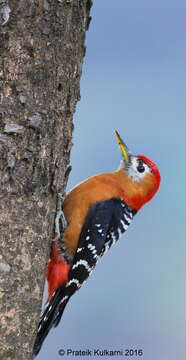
53,198,136,326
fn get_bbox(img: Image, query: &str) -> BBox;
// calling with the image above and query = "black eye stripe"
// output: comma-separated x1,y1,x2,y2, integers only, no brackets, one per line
137,159,145,173
137,165,145,173
138,159,143,166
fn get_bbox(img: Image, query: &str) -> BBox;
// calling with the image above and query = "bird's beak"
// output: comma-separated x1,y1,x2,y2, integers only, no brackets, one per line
115,130,131,164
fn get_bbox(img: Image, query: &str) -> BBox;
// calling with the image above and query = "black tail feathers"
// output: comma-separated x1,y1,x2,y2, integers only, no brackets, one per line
33,285,69,357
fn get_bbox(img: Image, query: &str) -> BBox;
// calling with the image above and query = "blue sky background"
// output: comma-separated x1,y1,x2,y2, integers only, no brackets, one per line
37,1,186,359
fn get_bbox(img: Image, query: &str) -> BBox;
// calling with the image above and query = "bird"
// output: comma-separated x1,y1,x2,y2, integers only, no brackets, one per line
33,130,161,356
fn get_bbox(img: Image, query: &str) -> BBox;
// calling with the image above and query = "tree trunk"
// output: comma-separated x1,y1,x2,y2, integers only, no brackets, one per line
0,1,92,359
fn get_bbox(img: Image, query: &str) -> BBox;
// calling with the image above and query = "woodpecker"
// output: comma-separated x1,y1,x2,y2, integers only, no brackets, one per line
33,131,161,356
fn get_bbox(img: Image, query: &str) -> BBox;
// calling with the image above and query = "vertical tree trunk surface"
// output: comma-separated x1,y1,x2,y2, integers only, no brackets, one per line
0,1,92,359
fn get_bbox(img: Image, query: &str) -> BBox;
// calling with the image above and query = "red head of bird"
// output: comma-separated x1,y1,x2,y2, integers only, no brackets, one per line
115,130,161,211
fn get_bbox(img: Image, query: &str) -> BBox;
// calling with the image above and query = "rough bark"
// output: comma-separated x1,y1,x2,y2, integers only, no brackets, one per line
0,1,92,359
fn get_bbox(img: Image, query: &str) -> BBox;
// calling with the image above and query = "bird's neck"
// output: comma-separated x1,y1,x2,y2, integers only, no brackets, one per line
113,169,158,211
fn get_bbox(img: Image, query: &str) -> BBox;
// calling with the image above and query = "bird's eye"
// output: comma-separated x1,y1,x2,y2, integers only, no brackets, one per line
137,159,145,173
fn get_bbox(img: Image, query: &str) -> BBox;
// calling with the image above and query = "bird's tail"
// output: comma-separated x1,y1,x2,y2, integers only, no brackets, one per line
33,285,69,357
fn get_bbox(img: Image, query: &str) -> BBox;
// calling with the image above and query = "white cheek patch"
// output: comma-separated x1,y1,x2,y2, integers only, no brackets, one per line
127,157,151,182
